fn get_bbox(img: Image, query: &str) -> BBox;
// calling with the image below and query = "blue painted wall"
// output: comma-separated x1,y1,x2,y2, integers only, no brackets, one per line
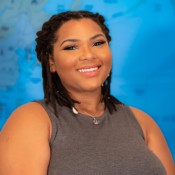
0,0,175,159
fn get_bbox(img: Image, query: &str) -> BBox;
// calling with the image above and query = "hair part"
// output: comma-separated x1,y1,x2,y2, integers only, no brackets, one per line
35,10,122,116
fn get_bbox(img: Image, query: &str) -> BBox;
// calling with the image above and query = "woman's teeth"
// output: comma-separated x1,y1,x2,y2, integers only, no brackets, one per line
78,67,98,72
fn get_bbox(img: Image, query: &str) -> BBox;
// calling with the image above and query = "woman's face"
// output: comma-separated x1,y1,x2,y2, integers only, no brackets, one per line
49,18,112,94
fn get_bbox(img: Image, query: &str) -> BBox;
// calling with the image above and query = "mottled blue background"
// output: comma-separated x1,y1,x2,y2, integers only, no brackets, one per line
0,0,175,160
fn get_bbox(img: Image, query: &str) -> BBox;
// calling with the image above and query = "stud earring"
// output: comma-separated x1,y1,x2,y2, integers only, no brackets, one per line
50,66,55,72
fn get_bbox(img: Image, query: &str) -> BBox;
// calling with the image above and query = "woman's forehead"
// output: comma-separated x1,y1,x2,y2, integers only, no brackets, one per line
55,18,104,41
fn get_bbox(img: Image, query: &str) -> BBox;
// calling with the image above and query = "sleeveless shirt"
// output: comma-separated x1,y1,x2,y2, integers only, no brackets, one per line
36,100,166,175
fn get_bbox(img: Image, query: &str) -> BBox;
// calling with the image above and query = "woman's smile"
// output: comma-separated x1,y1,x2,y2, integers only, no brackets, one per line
76,64,101,77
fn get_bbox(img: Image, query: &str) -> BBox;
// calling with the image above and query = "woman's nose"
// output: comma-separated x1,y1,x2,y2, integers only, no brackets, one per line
79,46,95,61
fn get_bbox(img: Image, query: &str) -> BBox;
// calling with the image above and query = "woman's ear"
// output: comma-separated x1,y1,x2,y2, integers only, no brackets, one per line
49,55,56,72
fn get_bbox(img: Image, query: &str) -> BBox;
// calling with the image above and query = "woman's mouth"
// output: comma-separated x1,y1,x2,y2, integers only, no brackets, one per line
78,67,99,72
77,65,101,77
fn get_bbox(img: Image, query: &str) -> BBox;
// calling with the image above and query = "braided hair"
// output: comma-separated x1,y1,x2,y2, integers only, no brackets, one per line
35,10,122,115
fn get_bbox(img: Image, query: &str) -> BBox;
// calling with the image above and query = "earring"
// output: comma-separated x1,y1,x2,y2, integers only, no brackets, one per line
50,66,55,72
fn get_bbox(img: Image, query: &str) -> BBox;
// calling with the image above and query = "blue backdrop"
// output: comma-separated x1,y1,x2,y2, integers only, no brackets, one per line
0,0,175,160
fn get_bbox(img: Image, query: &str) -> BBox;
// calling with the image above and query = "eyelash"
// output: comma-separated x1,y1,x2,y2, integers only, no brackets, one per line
63,45,77,50
93,40,106,46
63,40,106,50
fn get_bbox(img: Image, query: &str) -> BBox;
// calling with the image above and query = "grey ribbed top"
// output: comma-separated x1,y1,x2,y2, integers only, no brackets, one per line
36,100,166,175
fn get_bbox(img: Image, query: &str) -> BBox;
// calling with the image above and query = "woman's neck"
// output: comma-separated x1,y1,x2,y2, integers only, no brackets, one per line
70,90,104,116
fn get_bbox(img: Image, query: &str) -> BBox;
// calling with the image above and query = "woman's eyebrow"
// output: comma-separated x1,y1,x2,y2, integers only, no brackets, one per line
60,39,79,47
60,33,105,47
90,33,105,40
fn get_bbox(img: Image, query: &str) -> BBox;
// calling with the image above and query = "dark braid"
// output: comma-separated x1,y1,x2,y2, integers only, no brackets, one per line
35,10,122,116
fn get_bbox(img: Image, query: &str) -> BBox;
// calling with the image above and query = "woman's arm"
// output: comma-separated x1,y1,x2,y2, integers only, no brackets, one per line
0,102,52,175
130,107,175,175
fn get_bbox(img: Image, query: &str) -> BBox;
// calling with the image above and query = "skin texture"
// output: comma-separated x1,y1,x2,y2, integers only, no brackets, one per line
0,18,174,175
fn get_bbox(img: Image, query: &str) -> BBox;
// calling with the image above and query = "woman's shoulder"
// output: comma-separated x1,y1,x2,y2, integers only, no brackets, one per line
14,101,47,114
1,101,52,139
9,101,50,123
128,106,160,142
129,107,152,126
0,101,51,174
129,106,175,174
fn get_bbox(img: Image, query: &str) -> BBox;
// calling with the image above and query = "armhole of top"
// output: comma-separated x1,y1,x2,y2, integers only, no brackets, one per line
122,105,145,141
34,100,58,146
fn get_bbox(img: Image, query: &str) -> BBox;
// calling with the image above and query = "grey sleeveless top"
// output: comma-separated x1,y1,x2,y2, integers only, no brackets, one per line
36,100,166,175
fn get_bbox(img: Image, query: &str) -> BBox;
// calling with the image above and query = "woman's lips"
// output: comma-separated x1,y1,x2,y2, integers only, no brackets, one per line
77,65,101,77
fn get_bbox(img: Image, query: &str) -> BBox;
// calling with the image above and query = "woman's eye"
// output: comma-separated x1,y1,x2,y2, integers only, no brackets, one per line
93,41,106,46
63,45,77,50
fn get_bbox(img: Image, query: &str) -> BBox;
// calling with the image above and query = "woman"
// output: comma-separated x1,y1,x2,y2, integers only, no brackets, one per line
0,10,174,175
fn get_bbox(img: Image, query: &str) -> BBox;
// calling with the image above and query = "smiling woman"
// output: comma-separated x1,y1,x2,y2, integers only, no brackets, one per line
0,10,174,175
